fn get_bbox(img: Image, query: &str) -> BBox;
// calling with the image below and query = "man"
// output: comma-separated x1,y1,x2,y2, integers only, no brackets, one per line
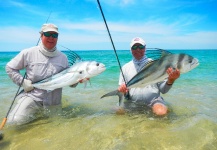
118,37,180,116
5,23,79,125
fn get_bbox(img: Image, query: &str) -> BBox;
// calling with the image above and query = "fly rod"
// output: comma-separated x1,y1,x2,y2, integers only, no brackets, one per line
0,73,26,140
97,0,127,85
0,11,52,141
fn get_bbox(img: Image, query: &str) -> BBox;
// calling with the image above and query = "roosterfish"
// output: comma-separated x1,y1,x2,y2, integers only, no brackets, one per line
101,52,199,106
33,61,106,91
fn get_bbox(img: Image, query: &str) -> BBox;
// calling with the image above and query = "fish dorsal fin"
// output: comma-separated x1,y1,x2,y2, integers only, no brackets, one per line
140,48,172,71
59,45,82,66
145,48,172,61
141,59,156,70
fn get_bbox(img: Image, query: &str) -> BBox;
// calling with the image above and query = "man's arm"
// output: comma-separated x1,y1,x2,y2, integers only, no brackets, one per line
6,65,24,86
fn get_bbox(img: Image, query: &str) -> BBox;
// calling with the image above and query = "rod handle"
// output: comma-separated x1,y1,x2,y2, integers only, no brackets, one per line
0,118,7,130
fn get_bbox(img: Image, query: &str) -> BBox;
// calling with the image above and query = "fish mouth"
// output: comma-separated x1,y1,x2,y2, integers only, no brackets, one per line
95,66,106,74
100,66,106,71
191,58,199,68
187,58,199,72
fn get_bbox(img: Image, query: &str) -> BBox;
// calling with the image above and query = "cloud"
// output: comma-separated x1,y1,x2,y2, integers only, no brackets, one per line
1,19,217,51
100,0,134,6
9,0,26,7
57,21,217,49
171,13,205,28
6,0,49,17
0,0,217,50
147,31,217,49
59,19,174,33
0,26,39,43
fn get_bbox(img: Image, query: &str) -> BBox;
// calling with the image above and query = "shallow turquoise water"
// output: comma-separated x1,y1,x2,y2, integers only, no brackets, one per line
0,50,216,149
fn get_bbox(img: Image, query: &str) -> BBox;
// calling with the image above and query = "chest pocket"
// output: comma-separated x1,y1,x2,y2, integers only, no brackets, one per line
28,62,48,82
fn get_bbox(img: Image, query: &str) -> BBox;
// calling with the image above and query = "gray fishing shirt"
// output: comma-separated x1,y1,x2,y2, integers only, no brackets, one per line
119,58,172,104
6,45,69,106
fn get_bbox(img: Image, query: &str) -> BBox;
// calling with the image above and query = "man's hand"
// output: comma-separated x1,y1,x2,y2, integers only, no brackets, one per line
22,79,34,92
166,68,180,85
118,84,128,94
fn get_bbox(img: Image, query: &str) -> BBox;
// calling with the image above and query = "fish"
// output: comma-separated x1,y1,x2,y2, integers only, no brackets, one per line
101,53,199,106
33,61,106,91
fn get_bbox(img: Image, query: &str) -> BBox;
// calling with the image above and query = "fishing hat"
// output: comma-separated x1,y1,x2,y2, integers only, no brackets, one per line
130,37,146,48
40,23,58,33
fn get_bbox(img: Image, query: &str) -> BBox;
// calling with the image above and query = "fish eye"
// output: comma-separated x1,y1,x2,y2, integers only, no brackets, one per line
188,59,192,63
96,63,99,66
79,71,83,74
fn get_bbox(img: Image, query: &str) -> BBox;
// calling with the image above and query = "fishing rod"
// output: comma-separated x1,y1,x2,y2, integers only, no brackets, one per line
96,0,127,85
36,11,52,45
0,73,26,139
0,11,52,141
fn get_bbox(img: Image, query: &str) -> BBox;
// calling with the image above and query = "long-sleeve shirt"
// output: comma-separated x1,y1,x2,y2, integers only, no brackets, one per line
6,45,69,106
119,58,172,104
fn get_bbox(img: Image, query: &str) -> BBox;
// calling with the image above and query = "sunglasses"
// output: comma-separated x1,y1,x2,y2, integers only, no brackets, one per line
131,45,145,50
43,32,58,38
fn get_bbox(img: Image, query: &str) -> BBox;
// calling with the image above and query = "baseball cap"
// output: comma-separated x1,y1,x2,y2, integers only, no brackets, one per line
130,37,146,48
40,23,58,33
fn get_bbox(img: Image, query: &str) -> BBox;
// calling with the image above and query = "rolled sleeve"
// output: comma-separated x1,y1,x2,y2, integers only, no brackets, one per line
157,80,172,94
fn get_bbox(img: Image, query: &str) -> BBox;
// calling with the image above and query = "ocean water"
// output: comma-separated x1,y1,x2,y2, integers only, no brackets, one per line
0,49,217,150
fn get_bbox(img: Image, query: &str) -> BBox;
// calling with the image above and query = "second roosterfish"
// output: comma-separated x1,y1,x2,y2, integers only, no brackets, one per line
33,61,106,91
101,53,199,106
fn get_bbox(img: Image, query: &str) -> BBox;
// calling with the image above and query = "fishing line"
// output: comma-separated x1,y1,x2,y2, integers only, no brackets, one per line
97,0,127,85
36,11,52,45
0,11,52,141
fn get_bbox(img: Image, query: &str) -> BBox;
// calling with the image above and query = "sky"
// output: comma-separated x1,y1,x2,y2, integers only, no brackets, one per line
0,0,217,51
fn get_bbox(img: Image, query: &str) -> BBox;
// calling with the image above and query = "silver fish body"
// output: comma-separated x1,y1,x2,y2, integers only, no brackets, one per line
33,61,106,91
101,53,199,106
127,53,199,88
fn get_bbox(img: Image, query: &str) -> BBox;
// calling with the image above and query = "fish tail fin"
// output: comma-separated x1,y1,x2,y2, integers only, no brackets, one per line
101,90,124,106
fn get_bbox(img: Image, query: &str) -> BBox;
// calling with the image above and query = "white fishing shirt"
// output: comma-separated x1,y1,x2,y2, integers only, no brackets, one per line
119,57,172,104
6,45,69,106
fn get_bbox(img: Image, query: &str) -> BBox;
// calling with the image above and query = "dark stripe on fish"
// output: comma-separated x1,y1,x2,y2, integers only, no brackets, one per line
177,54,185,69
157,56,170,78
